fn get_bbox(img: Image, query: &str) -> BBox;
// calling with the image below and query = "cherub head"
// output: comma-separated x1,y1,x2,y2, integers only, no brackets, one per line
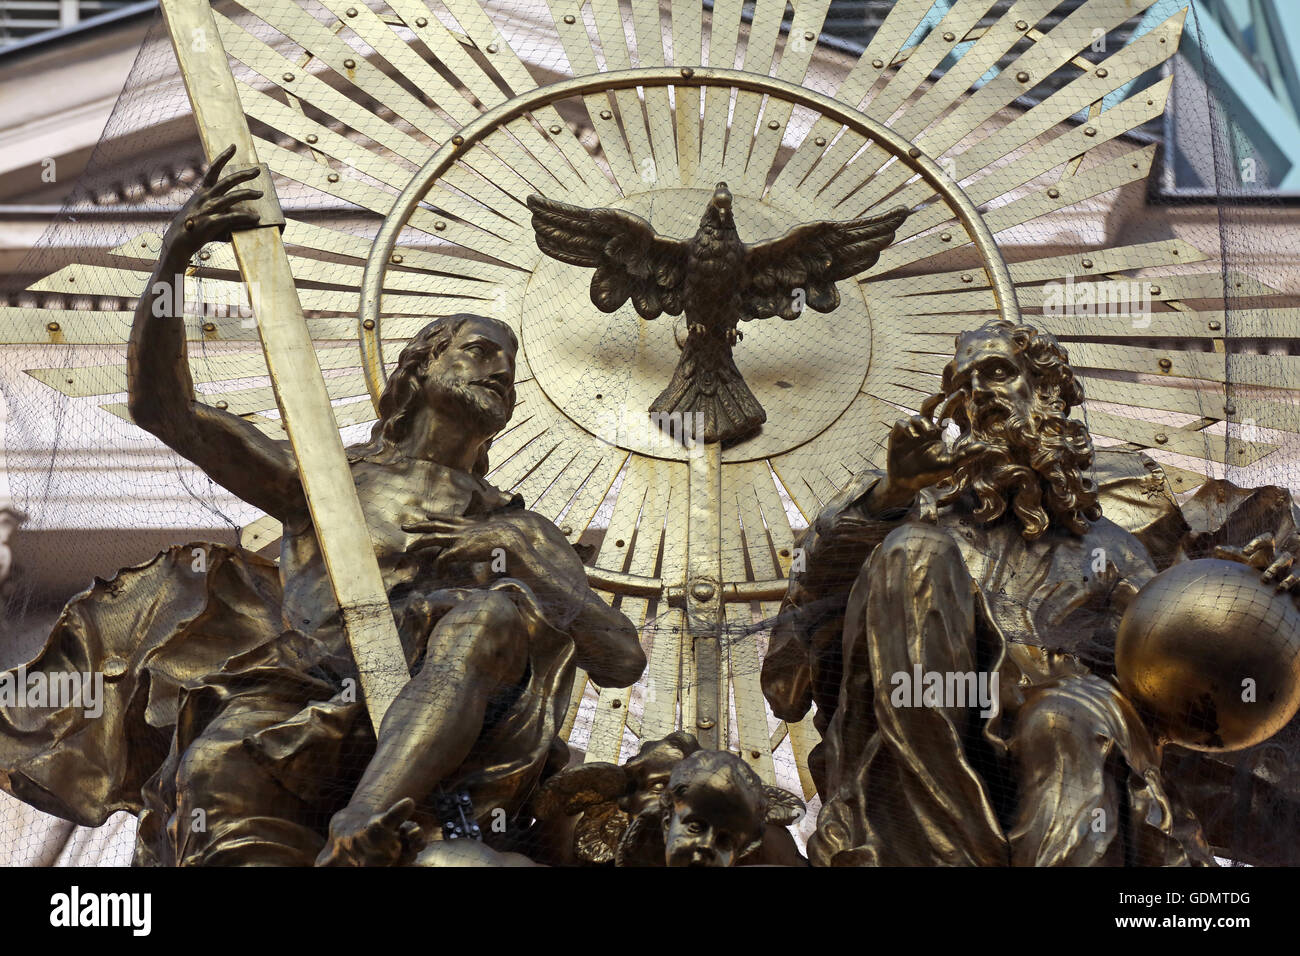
534,731,700,865
658,750,803,867
534,733,803,866
614,731,699,817
928,319,1101,540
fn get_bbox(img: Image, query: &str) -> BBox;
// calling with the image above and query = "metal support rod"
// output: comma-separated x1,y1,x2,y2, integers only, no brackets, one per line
158,0,407,731
686,441,724,750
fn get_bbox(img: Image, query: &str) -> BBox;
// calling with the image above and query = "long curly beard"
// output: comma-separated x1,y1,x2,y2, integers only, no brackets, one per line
936,392,1101,540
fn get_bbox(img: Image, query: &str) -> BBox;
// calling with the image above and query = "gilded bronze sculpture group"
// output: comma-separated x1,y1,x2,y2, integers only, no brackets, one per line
2,146,1298,868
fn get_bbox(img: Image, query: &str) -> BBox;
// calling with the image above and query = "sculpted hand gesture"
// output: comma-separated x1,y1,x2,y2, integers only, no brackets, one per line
401,513,529,574
868,412,988,513
1214,532,1300,604
163,144,264,264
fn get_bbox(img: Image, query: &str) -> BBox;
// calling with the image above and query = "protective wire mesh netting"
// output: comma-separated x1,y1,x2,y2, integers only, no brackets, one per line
0,0,1296,866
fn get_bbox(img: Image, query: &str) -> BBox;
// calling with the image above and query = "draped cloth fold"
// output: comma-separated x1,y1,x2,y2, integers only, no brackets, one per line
808,520,1211,866
0,542,575,865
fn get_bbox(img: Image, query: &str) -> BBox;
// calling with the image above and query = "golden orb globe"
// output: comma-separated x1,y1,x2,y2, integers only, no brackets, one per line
1116,558,1300,752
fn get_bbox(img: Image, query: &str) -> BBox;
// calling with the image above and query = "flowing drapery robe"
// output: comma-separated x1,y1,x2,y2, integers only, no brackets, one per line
0,462,578,865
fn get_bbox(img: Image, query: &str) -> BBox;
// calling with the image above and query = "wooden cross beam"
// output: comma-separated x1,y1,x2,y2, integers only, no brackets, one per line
158,0,408,732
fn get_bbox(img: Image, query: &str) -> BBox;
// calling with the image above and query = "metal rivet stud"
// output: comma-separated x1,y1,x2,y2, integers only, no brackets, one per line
768,119,780,130
343,58,356,68
1081,258,1093,268
391,253,403,264
563,14,575,24
1158,358,1172,372
414,16,426,26
202,321,217,332
600,109,612,120
1016,71,1030,83
1084,126,1097,137
1096,68,1108,78
215,400,228,410
103,657,128,679
198,250,211,261
282,72,294,82
1149,285,1161,296
46,321,61,332
452,135,464,146
327,173,339,183
306,134,318,144
814,136,826,147
680,66,693,78
1015,19,1028,30
943,31,955,42
960,273,973,283
1154,433,1168,444
697,717,716,730
486,43,498,53
549,124,562,134
804,31,814,41
345,6,357,16
363,318,376,330
435,221,447,231
872,58,884,68
908,146,921,158
940,232,951,242
1047,187,1060,199
1209,320,1221,331
692,580,716,602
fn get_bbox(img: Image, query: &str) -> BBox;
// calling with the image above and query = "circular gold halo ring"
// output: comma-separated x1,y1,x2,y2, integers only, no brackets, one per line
358,66,1022,408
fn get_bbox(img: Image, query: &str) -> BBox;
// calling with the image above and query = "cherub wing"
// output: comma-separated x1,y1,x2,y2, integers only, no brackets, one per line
526,193,689,319
740,205,909,320
533,762,627,819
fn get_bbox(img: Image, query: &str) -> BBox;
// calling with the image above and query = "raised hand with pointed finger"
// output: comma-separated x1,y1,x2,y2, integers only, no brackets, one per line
865,413,989,514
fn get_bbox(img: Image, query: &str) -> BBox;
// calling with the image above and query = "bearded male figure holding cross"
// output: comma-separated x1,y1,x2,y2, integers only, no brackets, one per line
0,149,645,866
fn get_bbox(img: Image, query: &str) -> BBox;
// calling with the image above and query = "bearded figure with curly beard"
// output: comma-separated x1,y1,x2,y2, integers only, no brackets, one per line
762,319,1222,866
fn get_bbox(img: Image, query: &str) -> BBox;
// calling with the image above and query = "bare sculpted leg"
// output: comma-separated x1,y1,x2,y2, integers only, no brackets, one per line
316,592,529,865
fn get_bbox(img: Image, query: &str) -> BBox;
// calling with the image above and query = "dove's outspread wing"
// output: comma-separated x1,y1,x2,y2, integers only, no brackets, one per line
526,194,690,319
740,205,909,320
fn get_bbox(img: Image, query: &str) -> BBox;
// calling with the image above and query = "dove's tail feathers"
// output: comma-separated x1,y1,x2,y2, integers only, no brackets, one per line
650,331,766,445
